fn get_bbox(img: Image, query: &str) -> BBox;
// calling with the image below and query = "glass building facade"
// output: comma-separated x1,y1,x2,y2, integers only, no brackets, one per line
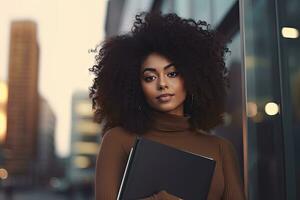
241,0,300,199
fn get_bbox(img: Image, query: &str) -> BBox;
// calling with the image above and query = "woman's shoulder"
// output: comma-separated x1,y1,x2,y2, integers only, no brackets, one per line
195,129,235,148
101,126,137,152
102,126,135,141
103,126,130,136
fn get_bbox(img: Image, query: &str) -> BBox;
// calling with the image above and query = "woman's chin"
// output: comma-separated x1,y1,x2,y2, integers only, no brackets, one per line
152,104,183,115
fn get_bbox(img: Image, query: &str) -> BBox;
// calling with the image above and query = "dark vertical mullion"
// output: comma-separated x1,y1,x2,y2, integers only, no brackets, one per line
150,0,163,13
239,0,249,198
216,1,240,42
274,0,297,199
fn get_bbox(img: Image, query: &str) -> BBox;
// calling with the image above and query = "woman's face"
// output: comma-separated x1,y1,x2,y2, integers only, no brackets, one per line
140,53,186,116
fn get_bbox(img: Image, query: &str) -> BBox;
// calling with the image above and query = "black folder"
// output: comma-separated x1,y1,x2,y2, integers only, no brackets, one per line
117,137,216,200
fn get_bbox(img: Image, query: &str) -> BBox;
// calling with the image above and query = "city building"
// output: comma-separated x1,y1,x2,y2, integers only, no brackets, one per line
36,97,57,185
4,20,39,185
68,91,102,199
0,80,59,187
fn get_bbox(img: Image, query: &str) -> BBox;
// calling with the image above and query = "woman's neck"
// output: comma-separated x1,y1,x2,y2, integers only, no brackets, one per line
148,109,191,132
159,105,184,117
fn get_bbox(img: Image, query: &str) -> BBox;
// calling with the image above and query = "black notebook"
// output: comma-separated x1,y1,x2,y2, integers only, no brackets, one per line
117,137,216,200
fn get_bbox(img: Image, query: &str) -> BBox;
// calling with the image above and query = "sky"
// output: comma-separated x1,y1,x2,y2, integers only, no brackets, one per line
0,0,107,157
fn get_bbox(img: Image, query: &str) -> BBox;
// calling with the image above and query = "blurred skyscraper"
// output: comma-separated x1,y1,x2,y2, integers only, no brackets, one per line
68,91,102,199
36,97,57,185
4,20,39,184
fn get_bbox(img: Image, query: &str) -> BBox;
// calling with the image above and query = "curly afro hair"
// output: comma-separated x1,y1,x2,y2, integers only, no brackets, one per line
89,12,229,136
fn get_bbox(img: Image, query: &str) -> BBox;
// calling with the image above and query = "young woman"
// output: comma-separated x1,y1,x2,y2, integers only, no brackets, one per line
89,12,245,200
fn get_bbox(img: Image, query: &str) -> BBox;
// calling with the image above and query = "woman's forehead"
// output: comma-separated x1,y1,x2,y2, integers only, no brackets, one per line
141,53,175,72
141,63,175,74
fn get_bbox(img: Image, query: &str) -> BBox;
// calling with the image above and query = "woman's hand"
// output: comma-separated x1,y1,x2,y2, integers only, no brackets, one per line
140,190,183,200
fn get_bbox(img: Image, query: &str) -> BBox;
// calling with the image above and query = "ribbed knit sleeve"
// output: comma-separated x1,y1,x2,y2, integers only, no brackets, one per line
95,128,128,200
220,139,246,200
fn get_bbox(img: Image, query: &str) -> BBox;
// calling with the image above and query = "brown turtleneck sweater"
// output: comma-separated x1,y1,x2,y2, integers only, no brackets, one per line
95,111,245,200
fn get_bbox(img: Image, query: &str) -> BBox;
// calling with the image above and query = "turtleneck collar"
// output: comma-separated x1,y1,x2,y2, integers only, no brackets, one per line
148,110,191,132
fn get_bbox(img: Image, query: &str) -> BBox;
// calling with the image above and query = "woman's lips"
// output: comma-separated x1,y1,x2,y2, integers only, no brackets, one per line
156,93,174,102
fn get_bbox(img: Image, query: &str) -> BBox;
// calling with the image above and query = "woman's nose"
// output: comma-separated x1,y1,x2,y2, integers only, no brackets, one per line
158,76,168,90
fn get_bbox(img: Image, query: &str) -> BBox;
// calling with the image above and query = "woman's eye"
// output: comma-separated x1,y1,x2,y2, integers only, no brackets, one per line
144,76,156,82
167,71,179,78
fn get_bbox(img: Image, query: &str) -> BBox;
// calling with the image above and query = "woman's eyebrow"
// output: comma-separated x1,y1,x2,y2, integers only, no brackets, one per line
142,63,175,73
